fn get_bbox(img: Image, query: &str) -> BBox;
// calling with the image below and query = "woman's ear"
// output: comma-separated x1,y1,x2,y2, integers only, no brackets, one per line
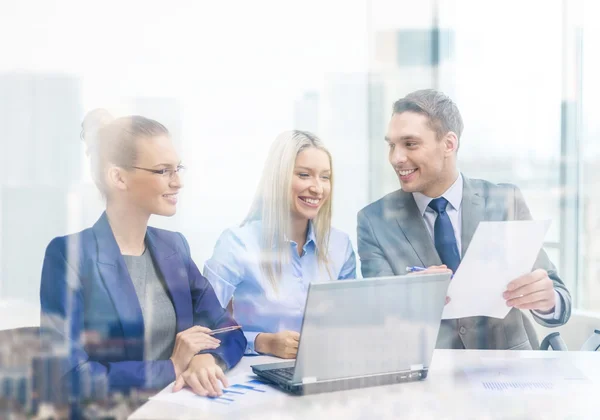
106,165,128,192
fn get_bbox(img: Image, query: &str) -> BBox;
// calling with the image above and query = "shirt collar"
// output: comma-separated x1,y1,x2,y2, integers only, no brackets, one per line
285,221,316,253
412,173,464,216
286,220,317,252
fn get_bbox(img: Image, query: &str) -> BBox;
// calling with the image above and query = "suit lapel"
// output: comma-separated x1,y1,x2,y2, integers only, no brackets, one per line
393,191,442,267
460,176,486,255
92,213,144,360
146,229,193,332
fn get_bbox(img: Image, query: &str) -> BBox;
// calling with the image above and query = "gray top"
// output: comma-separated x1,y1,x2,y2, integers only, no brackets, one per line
123,249,177,361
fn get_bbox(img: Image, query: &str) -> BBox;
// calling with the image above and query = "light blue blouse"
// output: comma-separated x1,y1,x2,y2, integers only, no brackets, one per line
203,220,356,354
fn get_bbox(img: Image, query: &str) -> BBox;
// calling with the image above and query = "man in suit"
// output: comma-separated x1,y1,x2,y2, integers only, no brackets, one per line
357,89,571,350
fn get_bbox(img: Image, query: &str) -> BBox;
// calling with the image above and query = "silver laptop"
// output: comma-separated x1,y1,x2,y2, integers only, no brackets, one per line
251,273,451,395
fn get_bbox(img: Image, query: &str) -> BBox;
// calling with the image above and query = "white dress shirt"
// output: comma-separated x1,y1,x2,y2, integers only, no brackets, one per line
412,173,561,320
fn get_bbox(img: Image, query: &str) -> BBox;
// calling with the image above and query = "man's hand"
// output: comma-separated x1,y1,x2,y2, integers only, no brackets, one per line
411,265,452,305
504,269,556,313
173,354,228,397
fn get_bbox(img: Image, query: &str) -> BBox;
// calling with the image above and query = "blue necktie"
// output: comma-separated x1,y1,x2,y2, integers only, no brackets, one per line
428,197,460,273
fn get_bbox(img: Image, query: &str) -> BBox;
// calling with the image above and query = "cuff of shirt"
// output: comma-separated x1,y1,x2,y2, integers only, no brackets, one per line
210,353,228,372
533,290,562,320
244,331,262,355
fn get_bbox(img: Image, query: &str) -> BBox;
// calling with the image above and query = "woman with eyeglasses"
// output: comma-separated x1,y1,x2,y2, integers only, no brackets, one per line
202,130,356,360
40,110,245,398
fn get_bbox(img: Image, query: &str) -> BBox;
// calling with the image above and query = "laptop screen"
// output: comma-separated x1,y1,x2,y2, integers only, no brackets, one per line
293,273,451,383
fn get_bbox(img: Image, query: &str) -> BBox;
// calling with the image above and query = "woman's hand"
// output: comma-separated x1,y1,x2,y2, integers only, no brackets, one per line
169,326,221,377
173,354,229,397
255,330,300,359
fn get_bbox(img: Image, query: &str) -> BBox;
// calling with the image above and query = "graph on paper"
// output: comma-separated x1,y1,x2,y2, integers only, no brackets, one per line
208,379,269,405
481,381,554,391
150,375,286,412
464,358,590,395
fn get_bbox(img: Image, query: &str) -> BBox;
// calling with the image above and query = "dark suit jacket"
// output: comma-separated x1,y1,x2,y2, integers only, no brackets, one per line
40,213,246,392
357,176,571,350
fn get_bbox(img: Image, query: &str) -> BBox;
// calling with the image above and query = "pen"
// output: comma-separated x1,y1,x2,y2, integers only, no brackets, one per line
207,325,242,335
406,265,455,279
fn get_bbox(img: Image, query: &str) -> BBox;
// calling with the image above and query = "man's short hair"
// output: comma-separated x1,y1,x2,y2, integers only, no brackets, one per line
392,89,464,142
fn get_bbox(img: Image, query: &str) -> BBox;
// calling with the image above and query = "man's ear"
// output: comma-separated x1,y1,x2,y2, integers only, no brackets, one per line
106,165,128,192
444,131,459,155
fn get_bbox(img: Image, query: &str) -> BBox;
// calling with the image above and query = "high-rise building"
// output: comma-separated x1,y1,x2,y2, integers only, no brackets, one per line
368,27,455,201
0,374,27,408
0,73,82,186
31,353,72,407
0,73,83,305
321,73,370,245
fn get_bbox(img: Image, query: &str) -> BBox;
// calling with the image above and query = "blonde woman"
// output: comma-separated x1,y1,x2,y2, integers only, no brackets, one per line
204,130,356,359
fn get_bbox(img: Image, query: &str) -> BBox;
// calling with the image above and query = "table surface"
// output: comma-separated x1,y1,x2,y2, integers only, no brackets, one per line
129,350,600,420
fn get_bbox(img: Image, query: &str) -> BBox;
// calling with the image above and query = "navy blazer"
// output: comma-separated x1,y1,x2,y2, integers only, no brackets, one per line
40,213,246,392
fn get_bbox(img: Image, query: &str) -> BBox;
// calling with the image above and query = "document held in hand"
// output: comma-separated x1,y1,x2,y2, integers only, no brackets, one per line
442,220,551,320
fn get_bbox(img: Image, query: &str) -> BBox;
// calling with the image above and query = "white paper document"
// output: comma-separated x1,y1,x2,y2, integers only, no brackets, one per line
149,374,286,413
463,357,591,395
442,220,551,319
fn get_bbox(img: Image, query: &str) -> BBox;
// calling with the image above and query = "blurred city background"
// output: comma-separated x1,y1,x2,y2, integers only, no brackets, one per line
0,0,599,417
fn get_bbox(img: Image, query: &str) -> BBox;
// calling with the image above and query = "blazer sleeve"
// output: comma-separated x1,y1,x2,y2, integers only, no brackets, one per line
511,185,572,327
357,209,395,278
40,238,175,394
178,233,246,370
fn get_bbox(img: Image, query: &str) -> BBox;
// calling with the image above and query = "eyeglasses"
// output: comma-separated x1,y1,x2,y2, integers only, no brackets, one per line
131,164,186,178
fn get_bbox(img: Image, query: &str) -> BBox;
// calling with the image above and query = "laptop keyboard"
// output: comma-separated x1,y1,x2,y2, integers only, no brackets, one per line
271,366,295,380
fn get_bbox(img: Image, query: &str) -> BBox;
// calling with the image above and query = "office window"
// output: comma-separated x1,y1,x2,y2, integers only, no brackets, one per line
367,0,600,313
579,0,600,311
0,1,372,321
446,0,566,284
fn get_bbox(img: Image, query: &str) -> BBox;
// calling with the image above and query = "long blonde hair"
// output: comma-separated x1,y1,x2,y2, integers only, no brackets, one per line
242,130,333,291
